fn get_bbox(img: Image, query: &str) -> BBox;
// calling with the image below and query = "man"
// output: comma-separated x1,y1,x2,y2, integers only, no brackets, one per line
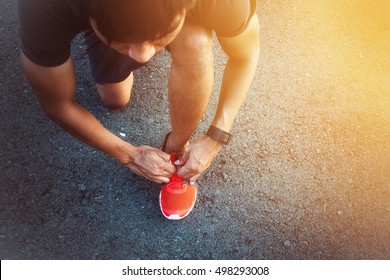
18,0,260,219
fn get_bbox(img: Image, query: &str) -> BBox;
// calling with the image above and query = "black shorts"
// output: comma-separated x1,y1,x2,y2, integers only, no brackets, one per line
84,30,146,84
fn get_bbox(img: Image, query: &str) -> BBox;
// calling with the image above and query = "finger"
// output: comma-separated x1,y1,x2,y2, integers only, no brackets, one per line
182,172,199,182
189,174,200,184
176,164,187,178
161,161,176,174
176,165,199,181
142,168,171,183
156,150,172,162
147,167,175,182
152,150,176,174
175,150,189,166
153,176,170,184
131,163,172,183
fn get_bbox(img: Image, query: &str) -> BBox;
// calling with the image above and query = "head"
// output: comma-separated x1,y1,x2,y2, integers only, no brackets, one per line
87,0,197,63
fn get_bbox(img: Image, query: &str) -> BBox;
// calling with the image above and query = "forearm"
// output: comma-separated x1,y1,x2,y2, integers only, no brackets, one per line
21,54,174,183
21,54,131,164
212,53,259,132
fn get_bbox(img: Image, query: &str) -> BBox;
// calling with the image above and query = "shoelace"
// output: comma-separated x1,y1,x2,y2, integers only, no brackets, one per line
167,173,185,189
165,152,185,189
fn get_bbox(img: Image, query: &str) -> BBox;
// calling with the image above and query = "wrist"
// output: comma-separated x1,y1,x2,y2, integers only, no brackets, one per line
162,132,189,153
112,140,136,165
206,125,233,145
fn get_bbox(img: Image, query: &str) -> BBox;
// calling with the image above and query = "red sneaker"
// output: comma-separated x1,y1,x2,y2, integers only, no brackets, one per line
159,153,197,220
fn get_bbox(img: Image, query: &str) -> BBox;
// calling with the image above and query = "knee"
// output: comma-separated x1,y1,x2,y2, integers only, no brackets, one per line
185,32,213,65
185,31,212,53
97,73,133,109
171,25,214,67
100,91,130,109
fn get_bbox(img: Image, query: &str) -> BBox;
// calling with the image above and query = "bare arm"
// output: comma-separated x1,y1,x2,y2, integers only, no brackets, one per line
21,54,174,183
214,14,261,131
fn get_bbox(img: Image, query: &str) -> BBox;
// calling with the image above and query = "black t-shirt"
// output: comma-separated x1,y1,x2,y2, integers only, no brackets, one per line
18,0,257,67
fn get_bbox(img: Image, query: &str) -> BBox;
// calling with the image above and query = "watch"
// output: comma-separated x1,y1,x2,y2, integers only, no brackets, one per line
206,125,232,145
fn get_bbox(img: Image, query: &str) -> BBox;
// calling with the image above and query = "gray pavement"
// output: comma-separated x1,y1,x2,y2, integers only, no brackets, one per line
1,0,390,259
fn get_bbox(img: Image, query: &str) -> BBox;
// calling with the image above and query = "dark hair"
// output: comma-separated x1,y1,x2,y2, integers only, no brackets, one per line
87,0,197,44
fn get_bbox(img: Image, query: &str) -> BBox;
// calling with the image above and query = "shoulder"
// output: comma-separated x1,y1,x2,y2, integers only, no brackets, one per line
187,0,257,37
17,0,88,67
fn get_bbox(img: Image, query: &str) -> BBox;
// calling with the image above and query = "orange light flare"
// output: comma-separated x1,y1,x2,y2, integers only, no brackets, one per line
291,0,390,111
309,0,390,178
257,0,390,186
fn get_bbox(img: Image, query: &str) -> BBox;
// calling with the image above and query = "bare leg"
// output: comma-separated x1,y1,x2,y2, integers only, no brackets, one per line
165,24,214,152
97,72,134,109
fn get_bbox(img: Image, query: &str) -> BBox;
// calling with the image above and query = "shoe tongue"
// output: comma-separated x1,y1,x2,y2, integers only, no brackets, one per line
168,152,185,187
169,152,183,185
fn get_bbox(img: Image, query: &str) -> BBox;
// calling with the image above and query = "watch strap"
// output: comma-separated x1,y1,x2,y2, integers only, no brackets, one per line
206,125,232,145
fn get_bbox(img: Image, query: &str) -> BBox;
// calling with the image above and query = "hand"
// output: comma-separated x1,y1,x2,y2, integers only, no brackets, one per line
125,146,176,184
175,135,223,183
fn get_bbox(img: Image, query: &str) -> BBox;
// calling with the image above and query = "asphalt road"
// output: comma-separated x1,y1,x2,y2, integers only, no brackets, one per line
1,0,390,259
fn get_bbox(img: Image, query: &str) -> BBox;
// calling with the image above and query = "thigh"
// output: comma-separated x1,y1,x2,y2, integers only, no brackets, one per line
84,30,146,84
